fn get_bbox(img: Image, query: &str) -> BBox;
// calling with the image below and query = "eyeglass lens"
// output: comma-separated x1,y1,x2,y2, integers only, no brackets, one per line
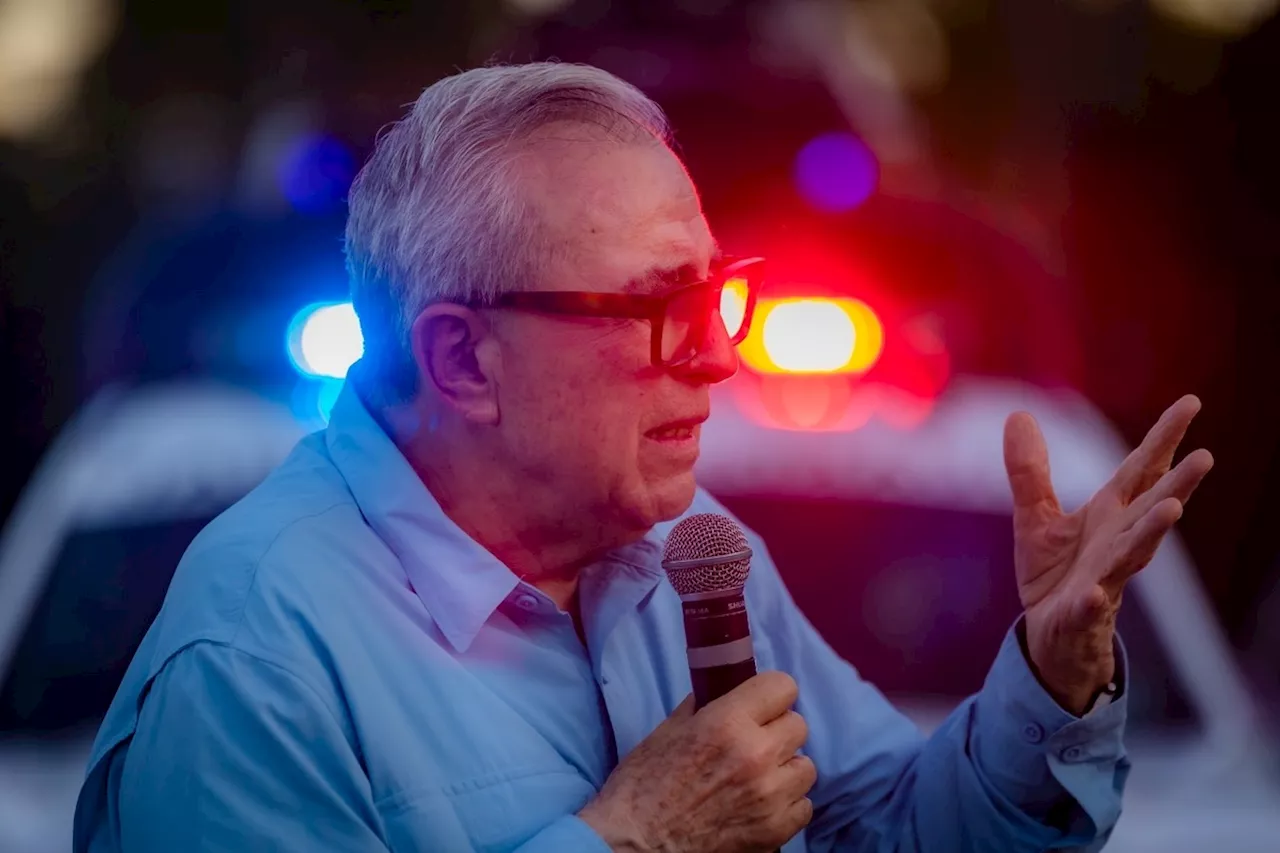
660,276,751,365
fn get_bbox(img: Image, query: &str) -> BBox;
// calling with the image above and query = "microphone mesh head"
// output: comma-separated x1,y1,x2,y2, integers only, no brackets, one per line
662,513,752,596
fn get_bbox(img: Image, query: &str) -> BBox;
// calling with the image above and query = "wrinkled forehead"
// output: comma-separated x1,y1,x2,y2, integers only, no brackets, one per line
514,126,718,295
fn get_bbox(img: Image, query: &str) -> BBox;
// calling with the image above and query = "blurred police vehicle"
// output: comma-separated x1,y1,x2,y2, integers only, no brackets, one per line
0,383,311,853
0,279,1277,851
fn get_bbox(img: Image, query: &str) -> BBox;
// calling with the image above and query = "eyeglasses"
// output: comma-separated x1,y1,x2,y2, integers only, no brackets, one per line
472,257,764,369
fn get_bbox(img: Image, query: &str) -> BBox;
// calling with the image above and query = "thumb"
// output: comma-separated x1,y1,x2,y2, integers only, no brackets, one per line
1004,412,1059,513
1068,584,1110,630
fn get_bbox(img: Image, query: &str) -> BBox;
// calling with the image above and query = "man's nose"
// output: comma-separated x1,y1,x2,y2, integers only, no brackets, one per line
675,316,738,385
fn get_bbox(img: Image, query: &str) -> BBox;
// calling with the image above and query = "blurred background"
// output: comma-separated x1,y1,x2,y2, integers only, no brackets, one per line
2,0,1280,850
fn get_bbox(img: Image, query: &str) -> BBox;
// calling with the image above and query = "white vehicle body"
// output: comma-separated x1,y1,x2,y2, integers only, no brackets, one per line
0,376,1274,852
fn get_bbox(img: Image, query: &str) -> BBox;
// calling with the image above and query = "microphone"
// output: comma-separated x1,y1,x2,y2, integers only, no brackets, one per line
662,513,758,710
663,514,786,853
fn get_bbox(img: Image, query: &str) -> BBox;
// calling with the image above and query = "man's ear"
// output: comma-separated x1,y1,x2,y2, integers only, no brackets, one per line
408,304,500,425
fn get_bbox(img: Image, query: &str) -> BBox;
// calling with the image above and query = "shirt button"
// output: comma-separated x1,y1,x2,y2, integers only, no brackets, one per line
514,593,540,612
1021,722,1045,744
1061,745,1085,763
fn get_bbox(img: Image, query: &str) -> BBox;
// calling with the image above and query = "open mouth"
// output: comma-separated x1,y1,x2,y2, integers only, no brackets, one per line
645,417,706,442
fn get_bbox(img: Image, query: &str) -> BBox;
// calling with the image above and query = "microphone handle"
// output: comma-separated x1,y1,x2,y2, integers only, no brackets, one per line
680,589,784,853
679,587,758,710
691,657,758,709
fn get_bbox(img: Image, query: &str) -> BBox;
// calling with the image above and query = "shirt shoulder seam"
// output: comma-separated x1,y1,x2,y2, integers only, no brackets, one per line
225,499,353,646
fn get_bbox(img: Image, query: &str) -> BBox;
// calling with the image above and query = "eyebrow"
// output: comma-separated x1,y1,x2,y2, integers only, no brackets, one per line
622,247,725,296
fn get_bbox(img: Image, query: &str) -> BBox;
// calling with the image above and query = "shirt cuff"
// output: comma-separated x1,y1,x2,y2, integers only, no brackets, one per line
520,815,614,853
970,617,1130,838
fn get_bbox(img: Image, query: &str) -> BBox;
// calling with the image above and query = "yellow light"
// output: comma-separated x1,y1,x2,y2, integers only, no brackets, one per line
738,297,885,375
1150,0,1279,36
720,278,748,339
844,0,950,95
763,301,856,372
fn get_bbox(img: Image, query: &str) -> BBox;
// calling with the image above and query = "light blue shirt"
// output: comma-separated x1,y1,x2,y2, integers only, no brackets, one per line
75,381,1130,852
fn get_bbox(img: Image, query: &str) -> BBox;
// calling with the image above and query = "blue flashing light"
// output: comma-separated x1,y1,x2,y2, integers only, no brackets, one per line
316,376,343,422
290,375,345,426
287,301,364,379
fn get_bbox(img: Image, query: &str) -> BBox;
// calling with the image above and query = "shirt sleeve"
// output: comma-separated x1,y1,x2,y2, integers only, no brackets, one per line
114,642,391,852
747,540,1131,853
515,816,615,852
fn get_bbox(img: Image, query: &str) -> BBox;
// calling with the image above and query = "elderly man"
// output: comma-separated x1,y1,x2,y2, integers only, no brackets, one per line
74,63,1212,852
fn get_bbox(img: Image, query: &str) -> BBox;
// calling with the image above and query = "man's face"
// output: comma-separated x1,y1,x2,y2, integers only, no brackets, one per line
487,129,737,536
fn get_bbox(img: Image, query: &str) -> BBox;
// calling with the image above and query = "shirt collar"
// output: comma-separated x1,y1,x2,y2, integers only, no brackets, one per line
324,380,520,654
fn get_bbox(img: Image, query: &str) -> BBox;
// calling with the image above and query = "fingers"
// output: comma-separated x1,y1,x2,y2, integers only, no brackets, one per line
763,710,808,762
1102,445,1211,588
1107,395,1202,500
1111,497,1184,584
781,753,817,794
723,670,799,725
770,793,815,848
765,758,817,846
1125,447,1214,524
782,795,814,826
1004,412,1060,513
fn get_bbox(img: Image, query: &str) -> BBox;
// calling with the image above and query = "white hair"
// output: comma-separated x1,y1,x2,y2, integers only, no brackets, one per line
345,62,673,404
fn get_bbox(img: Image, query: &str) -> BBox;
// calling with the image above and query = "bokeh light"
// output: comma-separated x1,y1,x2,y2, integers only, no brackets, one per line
739,297,885,375
316,377,343,421
287,301,364,379
763,301,857,372
290,375,345,425
720,278,748,338
844,0,950,94
794,132,878,213
277,134,356,214
0,0,116,138
1149,0,1279,36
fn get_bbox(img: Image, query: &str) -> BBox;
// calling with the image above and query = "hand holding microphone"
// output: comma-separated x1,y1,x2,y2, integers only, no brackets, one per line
578,514,816,853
